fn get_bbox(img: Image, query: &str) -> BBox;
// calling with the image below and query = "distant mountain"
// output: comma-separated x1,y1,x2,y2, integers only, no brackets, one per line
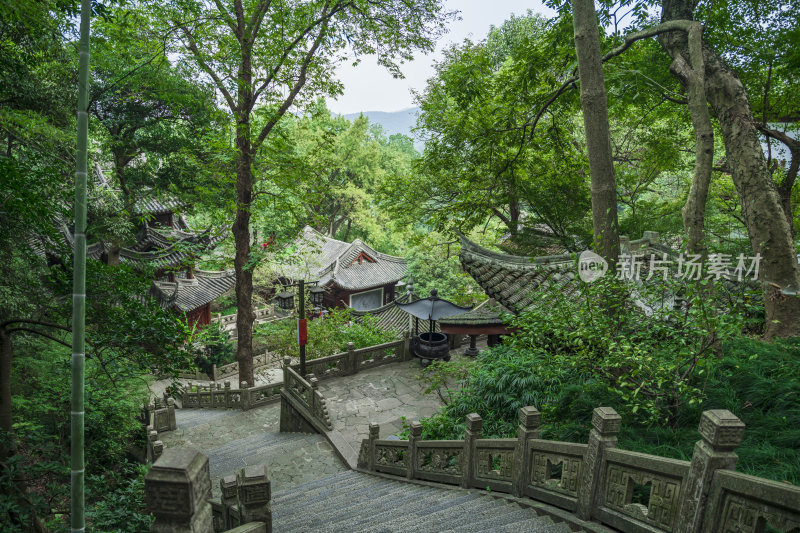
343,107,424,152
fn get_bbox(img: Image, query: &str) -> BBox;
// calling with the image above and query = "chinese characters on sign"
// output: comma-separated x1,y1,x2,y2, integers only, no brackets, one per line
615,253,761,282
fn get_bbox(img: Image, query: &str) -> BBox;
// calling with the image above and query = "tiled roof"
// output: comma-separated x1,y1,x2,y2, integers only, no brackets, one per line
133,195,183,215
151,269,236,312
60,221,226,270
282,226,407,291
438,299,506,327
459,232,673,315
351,292,415,334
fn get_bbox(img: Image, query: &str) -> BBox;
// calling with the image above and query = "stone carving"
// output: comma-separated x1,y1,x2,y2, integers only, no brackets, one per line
718,493,800,533
476,449,514,482
417,448,463,475
604,464,681,530
698,410,746,451
376,445,407,468
530,453,582,496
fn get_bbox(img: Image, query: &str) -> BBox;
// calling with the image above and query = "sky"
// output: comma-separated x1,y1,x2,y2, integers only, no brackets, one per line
326,0,555,115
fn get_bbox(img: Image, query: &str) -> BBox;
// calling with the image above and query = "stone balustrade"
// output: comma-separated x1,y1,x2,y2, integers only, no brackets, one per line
181,380,284,411
288,333,411,382
279,360,333,433
145,449,271,533
358,407,800,533
180,335,410,410
176,351,276,382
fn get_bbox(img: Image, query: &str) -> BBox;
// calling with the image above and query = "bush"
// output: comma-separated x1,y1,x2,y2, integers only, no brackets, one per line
254,307,397,360
414,291,799,483
192,320,235,374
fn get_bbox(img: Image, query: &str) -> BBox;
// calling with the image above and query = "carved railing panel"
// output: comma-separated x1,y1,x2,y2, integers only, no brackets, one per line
523,440,586,511
474,439,516,492
374,440,409,476
703,470,800,533
356,340,402,370
250,383,282,409
595,448,690,532
416,441,464,484
306,354,349,380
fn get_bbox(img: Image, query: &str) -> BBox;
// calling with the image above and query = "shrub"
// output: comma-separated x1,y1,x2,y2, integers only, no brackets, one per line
254,307,397,360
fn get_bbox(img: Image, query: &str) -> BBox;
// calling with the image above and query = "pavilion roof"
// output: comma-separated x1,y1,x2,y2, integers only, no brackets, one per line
458,232,672,315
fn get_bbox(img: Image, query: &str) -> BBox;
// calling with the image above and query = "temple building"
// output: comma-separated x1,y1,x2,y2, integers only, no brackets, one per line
279,226,407,311
57,165,235,328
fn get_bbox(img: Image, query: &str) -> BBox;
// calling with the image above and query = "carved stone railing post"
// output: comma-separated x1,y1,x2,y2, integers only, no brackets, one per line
147,428,157,463
308,375,319,413
145,449,213,533
220,474,239,531
152,440,164,462
237,465,272,532
240,381,251,411
282,356,291,383
576,406,621,521
347,342,358,374
675,409,745,533
461,413,483,488
407,421,422,480
368,423,380,471
512,406,540,497
166,398,177,431
401,331,412,361
224,381,231,407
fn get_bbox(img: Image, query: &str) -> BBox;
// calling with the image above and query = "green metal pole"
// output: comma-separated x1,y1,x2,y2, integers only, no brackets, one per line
299,279,306,376
71,0,90,530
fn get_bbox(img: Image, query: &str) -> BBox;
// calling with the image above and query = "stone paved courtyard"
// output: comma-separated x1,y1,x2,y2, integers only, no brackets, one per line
318,356,468,450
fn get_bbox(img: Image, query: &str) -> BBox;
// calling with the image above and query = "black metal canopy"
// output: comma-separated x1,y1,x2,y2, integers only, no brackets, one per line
394,289,472,321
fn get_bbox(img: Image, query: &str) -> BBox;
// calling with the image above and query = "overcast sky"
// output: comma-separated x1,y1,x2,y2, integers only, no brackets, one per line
326,0,555,115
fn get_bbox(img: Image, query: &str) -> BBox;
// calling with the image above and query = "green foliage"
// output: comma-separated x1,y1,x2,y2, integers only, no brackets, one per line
192,321,235,374
404,231,487,307
254,308,397,361
415,287,799,483
87,462,153,532
4,339,154,531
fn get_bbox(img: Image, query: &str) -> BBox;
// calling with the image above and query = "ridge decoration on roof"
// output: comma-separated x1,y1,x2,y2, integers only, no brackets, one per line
281,226,407,291
458,231,672,315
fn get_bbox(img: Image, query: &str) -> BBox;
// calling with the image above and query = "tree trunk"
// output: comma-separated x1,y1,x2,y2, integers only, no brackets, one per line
661,0,800,338
233,144,255,387
572,0,620,264
0,328,12,442
233,44,256,386
665,44,713,256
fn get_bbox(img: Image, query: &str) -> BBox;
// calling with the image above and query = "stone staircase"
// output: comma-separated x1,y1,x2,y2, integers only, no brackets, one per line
271,470,582,533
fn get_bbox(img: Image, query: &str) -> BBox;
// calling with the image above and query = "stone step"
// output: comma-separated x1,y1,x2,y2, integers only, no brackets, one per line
272,471,579,533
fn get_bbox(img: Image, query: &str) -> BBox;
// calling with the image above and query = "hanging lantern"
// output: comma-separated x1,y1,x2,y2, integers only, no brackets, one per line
275,291,294,310
309,286,325,306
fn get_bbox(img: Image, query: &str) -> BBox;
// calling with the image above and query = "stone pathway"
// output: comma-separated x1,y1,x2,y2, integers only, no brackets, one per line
318,350,476,451
158,339,485,496
158,404,347,497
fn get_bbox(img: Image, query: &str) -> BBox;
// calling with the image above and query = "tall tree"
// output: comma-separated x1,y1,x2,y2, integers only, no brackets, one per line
152,0,452,386
572,0,620,263
659,0,800,338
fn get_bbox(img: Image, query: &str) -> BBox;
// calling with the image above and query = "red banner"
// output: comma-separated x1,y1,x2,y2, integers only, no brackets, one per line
297,318,308,346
